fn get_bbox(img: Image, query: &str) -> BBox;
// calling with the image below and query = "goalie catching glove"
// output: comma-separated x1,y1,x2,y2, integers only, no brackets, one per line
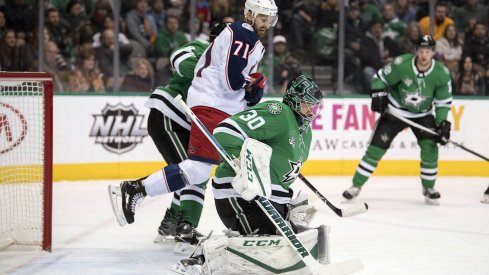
244,72,266,107
231,138,272,201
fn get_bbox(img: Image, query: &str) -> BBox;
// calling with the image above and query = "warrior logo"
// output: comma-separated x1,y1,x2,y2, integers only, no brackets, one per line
0,102,27,155
282,160,302,183
90,103,147,154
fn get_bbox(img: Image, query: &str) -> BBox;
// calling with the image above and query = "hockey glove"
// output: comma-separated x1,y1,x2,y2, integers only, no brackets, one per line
244,72,266,107
435,120,451,145
370,89,389,114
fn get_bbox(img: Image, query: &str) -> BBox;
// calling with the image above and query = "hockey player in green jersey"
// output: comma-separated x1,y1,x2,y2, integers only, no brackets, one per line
140,21,228,243
343,35,452,205
212,74,322,234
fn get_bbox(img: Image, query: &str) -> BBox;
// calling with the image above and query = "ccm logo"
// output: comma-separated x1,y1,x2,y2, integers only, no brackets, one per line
0,102,27,154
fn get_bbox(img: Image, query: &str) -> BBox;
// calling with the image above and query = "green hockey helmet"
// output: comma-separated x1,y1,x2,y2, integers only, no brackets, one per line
283,75,323,132
209,21,229,42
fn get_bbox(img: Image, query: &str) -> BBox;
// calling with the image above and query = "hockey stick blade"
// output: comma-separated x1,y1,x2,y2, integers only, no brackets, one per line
299,174,368,217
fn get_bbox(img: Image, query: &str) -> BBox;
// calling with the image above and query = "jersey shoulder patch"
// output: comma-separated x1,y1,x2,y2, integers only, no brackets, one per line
229,21,260,44
266,102,283,115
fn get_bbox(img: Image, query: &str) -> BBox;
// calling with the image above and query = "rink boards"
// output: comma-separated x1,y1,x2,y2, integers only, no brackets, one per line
2,94,488,180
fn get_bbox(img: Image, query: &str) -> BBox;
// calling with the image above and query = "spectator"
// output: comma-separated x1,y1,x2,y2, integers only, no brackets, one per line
275,54,302,94
3,0,36,33
209,0,229,22
450,0,488,33
261,35,290,92
147,0,165,32
316,0,339,29
185,17,209,41
0,10,8,39
45,8,73,59
64,0,89,30
120,58,154,92
393,0,417,24
397,21,422,54
92,16,130,48
358,0,382,27
462,22,489,70
153,15,188,85
68,49,105,92
344,2,366,90
436,24,463,74
418,2,454,41
290,0,319,54
382,3,406,41
91,0,113,33
125,0,157,55
94,29,133,88
357,19,400,91
0,29,30,71
454,55,485,95
29,41,70,92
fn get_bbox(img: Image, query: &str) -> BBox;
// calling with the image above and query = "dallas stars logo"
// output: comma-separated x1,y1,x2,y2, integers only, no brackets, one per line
266,102,282,115
402,88,427,109
282,160,302,183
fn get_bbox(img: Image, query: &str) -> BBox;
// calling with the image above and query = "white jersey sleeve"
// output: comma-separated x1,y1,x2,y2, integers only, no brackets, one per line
186,21,265,115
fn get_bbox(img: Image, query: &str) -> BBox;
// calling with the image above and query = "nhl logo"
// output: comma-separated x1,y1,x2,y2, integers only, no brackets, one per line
90,103,148,154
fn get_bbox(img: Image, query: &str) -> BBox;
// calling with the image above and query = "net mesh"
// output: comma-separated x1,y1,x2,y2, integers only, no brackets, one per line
0,80,46,248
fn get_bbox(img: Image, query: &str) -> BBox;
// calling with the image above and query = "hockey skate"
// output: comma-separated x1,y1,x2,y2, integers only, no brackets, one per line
108,180,147,226
423,187,440,205
173,220,205,254
171,254,205,275
154,209,178,243
342,185,362,200
481,186,489,204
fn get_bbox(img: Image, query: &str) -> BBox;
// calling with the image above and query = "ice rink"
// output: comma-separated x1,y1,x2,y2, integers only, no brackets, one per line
1,176,488,275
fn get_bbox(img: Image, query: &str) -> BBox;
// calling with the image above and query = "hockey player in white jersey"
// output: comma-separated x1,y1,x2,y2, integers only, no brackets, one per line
109,0,279,242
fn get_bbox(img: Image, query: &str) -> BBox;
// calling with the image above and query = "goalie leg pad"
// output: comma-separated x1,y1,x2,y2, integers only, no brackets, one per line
232,138,273,201
201,227,330,274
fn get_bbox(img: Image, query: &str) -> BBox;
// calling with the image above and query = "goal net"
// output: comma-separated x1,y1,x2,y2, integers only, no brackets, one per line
0,72,53,251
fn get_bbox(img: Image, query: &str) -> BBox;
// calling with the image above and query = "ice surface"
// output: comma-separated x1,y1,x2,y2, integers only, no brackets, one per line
1,176,488,275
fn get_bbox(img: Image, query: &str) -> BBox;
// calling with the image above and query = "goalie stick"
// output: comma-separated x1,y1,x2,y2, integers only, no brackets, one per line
298,174,368,217
386,110,489,162
173,95,324,275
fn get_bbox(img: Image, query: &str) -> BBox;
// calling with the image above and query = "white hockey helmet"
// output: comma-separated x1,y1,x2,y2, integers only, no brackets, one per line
244,0,279,27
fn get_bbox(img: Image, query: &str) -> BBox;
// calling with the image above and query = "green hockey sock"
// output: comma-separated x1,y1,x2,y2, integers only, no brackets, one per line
180,181,207,227
419,139,438,188
352,145,386,187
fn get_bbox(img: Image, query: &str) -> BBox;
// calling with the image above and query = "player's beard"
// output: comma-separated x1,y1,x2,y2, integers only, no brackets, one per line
253,24,267,37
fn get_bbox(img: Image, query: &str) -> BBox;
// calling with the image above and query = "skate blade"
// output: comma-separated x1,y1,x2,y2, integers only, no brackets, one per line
153,233,177,244
481,195,489,204
170,261,203,275
108,184,128,226
424,197,440,206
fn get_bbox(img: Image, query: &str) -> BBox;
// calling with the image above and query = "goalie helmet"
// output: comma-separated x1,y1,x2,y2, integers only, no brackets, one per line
283,75,322,133
209,21,229,43
244,0,279,27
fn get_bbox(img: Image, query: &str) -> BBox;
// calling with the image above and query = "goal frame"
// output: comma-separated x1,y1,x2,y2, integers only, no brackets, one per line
0,72,53,251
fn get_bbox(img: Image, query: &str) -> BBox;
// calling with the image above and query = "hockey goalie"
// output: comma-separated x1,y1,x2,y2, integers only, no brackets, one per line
171,75,362,274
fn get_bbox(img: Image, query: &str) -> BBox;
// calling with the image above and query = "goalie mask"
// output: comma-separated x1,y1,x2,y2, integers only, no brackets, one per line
283,75,322,133
244,0,279,27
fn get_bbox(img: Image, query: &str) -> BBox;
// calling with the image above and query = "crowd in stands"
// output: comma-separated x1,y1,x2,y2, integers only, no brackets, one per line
0,0,487,96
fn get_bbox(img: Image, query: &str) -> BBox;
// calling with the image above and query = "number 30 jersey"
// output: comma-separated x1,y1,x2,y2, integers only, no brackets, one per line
187,21,265,115
213,101,313,204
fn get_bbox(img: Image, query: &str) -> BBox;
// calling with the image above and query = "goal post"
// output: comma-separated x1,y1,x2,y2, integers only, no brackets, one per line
0,72,53,251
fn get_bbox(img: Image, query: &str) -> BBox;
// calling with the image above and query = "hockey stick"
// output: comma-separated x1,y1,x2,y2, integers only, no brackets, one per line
298,174,368,217
386,110,489,162
173,95,323,275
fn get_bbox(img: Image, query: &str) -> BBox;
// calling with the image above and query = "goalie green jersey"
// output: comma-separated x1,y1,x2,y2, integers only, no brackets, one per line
213,101,312,203
372,53,452,124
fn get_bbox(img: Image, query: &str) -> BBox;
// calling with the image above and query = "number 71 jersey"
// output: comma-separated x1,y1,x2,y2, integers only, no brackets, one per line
187,21,265,115
214,101,313,193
